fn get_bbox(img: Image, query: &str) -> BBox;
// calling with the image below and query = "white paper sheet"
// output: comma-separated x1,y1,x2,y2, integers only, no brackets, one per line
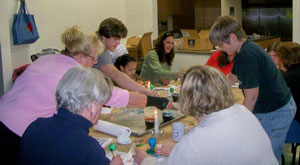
93,120,131,144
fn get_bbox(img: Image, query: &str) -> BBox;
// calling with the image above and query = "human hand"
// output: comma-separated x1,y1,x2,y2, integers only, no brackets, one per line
142,80,151,88
133,149,149,165
155,142,175,157
165,101,174,109
177,68,188,80
136,80,145,86
160,79,171,86
110,155,123,165
144,89,159,97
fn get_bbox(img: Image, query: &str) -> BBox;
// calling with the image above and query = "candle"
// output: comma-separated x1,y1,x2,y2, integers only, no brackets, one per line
154,110,159,134
147,81,151,90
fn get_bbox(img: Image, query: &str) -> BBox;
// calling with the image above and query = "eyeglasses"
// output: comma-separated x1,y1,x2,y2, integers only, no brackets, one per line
84,54,97,61
215,44,223,50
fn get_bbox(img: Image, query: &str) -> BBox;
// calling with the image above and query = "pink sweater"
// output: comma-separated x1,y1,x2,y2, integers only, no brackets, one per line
0,54,129,136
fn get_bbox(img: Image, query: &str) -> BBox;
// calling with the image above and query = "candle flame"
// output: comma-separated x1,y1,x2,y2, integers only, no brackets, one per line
154,110,157,115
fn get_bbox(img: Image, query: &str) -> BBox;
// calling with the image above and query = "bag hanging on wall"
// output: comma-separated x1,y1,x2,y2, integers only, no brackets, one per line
12,1,39,45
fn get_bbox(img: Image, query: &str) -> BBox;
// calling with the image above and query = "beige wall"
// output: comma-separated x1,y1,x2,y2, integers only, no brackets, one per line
125,0,158,40
221,0,242,24
293,0,300,43
0,0,157,93
0,0,14,92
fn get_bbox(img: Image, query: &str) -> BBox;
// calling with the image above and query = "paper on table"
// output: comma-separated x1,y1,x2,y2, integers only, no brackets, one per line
93,120,131,145
231,82,239,88
101,107,113,114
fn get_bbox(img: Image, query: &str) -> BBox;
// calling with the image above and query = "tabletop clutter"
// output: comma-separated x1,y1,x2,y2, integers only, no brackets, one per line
92,82,188,163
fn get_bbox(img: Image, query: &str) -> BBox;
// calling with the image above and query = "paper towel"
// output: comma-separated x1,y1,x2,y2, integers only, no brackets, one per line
93,120,131,145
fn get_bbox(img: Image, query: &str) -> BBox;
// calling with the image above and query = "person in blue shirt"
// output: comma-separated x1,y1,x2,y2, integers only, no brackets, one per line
18,66,123,165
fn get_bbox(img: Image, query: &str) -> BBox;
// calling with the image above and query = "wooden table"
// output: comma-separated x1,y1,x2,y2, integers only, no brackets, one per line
89,88,244,152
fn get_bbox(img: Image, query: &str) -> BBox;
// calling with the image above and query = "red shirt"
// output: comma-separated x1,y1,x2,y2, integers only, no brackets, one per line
205,51,234,75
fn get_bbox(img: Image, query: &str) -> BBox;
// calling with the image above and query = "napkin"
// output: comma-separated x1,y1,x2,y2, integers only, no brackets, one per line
93,120,131,145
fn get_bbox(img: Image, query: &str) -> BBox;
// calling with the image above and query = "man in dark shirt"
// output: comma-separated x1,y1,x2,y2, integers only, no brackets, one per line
209,16,296,163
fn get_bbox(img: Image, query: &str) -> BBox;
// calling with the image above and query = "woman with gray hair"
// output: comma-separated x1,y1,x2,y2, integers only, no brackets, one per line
18,66,123,164
134,65,277,165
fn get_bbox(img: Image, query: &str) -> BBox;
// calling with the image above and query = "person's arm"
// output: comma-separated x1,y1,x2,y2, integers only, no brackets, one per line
243,87,259,112
134,149,156,165
110,155,123,165
127,92,172,109
99,64,157,96
105,87,171,109
155,142,175,157
127,91,147,108
147,51,177,80
227,72,238,86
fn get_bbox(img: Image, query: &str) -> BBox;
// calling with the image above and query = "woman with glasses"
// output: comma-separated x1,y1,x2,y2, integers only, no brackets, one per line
140,31,186,86
267,41,282,70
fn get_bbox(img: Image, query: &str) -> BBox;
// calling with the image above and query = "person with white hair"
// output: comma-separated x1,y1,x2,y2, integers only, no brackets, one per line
18,66,123,164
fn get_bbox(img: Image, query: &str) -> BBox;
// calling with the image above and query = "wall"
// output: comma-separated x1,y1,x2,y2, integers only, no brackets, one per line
0,43,4,96
172,53,212,72
125,0,158,40
221,0,242,24
0,0,14,93
0,0,157,93
293,0,300,43
195,0,221,30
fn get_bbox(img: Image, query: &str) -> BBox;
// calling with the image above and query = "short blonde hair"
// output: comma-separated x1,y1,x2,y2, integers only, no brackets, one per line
209,16,246,45
61,25,103,57
180,65,235,117
277,42,300,68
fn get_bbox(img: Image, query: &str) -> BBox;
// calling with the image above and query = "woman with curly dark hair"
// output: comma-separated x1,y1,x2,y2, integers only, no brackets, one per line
140,31,186,85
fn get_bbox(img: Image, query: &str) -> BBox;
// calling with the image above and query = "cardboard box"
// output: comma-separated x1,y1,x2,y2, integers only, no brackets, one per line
180,29,213,51
126,36,141,60
126,36,140,47
126,32,153,60
198,30,213,50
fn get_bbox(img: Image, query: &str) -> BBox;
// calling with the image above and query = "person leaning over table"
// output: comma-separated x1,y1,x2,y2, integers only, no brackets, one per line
0,25,171,164
140,31,186,86
134,65,278,165
209,16,296,162
18,66,123,165
94,17,157,96
276,42,300,143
